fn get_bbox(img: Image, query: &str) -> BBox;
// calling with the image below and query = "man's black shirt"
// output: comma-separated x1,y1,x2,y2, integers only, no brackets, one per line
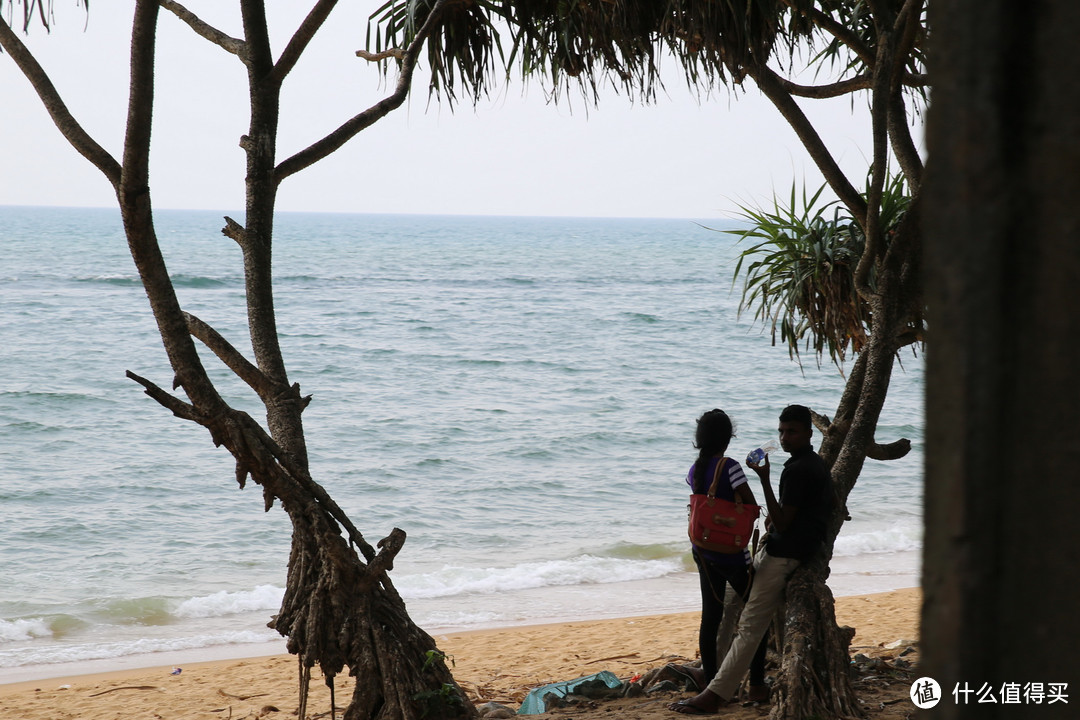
765,445,833,560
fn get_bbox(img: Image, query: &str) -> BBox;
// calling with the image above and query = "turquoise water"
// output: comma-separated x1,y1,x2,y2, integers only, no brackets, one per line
0,206,923,680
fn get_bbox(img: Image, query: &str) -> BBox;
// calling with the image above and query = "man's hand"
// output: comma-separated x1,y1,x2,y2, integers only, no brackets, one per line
749,453,796,531
746,453,771,482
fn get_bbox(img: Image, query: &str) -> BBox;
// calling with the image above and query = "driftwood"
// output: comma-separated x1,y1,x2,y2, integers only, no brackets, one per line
88,685,160,696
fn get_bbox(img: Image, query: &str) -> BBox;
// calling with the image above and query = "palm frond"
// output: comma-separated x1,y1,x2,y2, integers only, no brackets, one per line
1,0,88,34
369,0,790,103
727,170,912,370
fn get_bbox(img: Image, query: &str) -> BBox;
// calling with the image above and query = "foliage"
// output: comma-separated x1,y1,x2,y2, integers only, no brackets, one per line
414,651,462,719
368,0,928,112
1,0,86,34
412,683,465,719
729,171,914,368
370,0,793,102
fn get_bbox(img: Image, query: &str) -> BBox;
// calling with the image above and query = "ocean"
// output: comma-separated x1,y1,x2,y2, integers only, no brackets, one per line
0,206,923,684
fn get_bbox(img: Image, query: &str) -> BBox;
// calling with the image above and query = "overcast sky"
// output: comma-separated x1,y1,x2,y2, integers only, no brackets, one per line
1,4,912,219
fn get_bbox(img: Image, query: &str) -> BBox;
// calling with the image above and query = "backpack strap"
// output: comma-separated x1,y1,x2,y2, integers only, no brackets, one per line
706,457,729,498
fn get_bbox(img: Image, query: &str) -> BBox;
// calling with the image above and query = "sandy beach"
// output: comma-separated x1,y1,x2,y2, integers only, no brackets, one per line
0,587,920,719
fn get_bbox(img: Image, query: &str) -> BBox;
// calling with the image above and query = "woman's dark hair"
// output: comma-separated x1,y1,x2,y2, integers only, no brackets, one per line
693,409,736,490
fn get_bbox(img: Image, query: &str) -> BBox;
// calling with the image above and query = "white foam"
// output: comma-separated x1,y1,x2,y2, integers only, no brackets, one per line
0,618,52,643
396,555,684,600
0,629,280,668
174,585,284,619
833,524,922,556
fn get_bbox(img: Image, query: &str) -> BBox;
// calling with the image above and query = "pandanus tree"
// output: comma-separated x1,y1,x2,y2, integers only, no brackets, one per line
1,2,474,719
368,1,927,717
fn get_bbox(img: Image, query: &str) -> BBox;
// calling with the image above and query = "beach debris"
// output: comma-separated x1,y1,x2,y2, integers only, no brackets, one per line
56,684,72,690
640,662,703,692
171,667,182,675
882,638,917,649
476,701,516,718
852,653,884,670
218,688,270,701
88,685,162,697
517,671,623,714
584,652,639,665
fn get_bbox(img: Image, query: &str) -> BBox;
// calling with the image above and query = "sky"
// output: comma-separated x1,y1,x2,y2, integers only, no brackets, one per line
0,4,912,219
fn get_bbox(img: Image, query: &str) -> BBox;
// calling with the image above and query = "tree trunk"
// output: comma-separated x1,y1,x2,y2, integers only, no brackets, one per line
264,445,474,720
159,6,471,717
771,558,860,719
770,204,921,720
921,1,1080,717
12,2,475,717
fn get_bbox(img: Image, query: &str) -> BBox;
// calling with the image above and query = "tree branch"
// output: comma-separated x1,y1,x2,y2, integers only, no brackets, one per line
121,0,232,416
122,1,159,195
809,408,832,435
774,74,873,99
184,311,274,397
267,0,339,87
274,0,450,183
904,72,929,87
0,17,121,186
867,0,892,24
853,10,897,302
889,89,923,189
780,0,875,67
158,0,246,57
369,529,407,578
234,413,378,561
815,352,869,466
355,48,405,61
866,437,911,461
126,370,202,422
240,0,274,79
221,215,250,246
887,0,926,189
751,65,868,221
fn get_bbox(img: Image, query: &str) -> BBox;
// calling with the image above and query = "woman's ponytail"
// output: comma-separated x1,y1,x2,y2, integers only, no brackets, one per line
692,409,735,492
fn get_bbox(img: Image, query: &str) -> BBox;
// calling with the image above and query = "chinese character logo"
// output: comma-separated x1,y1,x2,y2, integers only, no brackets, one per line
911,677,942,709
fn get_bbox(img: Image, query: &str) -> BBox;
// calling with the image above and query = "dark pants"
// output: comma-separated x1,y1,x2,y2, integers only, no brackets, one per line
694,550,768,686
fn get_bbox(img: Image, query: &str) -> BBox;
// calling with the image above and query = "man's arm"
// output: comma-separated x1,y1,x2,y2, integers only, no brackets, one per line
746,457,799,531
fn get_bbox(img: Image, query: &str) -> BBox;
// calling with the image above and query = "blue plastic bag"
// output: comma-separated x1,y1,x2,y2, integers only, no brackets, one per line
517,671,623,715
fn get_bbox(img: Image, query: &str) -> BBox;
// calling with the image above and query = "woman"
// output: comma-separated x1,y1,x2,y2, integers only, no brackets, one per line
675,409,768,703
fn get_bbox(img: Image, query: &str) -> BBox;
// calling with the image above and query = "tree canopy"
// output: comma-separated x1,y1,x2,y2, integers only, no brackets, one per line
370,3,928,716
4,2,929,719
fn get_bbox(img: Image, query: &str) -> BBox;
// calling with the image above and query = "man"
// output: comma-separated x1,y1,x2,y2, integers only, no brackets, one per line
670,404,833,714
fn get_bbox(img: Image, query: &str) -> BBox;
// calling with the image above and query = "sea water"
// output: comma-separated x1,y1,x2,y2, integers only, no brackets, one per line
0,206,923,682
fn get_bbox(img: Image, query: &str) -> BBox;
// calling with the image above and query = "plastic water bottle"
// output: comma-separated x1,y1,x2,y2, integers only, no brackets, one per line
746,441,779,466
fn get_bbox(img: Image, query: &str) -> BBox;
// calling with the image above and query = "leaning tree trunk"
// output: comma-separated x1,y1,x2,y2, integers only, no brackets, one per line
112,3,474,718
121,380,476,720
769,197,921,720
768,339,896,720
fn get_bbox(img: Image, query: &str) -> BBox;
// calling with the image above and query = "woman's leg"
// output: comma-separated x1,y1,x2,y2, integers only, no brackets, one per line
694,552,726,680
